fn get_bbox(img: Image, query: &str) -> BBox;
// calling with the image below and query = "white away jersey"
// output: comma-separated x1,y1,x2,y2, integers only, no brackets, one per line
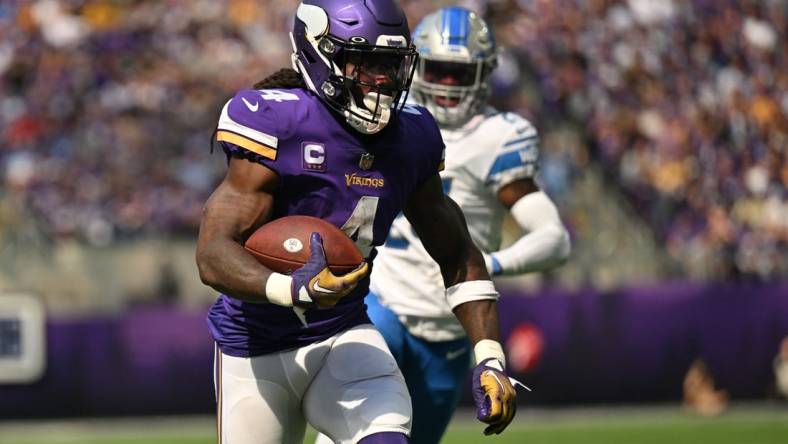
370,108,539,338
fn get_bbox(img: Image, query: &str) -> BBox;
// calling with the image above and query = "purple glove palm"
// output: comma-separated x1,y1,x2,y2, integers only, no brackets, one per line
471,358,528,435
290,233,368,309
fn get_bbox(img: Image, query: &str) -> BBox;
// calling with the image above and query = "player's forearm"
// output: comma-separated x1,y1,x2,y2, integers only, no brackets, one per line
196,163,279,303
488,224,570,275
453,299,501,344
407,195,485,284
196,238,273,303
488,190,570,276
441,242,491,286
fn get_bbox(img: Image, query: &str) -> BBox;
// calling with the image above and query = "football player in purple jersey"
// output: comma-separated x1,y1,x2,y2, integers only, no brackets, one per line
196,1,522,443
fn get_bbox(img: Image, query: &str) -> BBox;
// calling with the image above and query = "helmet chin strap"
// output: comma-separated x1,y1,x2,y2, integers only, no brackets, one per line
345,91,393,134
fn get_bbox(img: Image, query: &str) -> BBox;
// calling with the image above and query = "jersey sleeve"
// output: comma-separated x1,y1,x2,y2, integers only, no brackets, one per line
216,90,281,170
484,113,540,194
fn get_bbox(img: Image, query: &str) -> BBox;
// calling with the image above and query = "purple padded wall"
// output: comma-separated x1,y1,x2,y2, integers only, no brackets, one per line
0,283,785,418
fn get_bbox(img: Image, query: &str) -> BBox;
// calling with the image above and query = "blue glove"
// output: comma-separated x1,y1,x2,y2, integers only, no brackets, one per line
289,233,368,309
471,358,528,435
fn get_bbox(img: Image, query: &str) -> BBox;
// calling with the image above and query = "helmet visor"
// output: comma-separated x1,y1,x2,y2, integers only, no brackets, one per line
344,46,418,95
316,36,418,126
421,60,479,87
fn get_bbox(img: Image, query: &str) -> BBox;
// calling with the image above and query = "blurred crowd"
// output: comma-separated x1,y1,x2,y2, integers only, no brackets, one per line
479,0,787,280
1,0,297,244
1,0,786,280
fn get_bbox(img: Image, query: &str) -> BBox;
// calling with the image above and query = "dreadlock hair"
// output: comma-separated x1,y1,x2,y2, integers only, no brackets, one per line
254,68,307,89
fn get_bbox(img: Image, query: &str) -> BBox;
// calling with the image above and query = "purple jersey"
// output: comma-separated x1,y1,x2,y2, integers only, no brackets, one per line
208,88,444,357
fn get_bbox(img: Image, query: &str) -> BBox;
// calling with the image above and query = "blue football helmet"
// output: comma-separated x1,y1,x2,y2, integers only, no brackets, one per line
411,7,498,127
291,0,418,134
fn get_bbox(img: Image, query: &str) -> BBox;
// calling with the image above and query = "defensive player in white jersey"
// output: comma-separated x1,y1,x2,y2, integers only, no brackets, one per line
320,7,571,444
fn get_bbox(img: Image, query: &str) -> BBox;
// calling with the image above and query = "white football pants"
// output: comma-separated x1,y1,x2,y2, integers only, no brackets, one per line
214,324,412,444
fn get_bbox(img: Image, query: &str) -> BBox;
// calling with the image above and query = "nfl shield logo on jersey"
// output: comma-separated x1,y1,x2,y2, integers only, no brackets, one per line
359,153,374,170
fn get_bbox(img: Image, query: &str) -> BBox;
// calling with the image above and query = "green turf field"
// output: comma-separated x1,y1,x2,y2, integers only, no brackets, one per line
1,406,786,444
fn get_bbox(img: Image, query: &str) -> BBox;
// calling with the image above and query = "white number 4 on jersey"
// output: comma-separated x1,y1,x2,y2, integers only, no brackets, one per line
260,90,300,102
341,196,379,257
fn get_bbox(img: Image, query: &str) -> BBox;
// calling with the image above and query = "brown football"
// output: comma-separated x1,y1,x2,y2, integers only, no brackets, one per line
244,215,363,275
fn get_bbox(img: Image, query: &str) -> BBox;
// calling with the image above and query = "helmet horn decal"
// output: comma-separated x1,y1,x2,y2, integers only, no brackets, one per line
296,3,329,39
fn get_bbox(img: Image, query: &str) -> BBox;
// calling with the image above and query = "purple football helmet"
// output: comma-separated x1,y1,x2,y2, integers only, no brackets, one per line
291,0,418,134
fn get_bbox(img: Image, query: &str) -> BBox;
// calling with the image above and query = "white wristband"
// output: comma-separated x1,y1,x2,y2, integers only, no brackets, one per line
264,273,293,307
474,339,506,367
445,280,499,310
